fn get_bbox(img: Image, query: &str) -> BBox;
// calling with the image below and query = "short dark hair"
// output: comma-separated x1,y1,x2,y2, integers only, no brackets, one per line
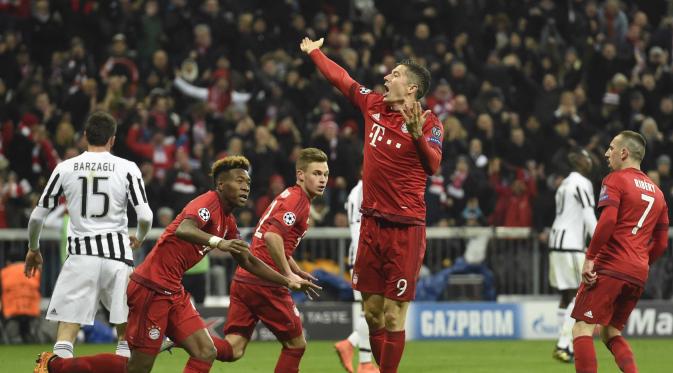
399,59,431,99
211,156,250,184
618,130,646,162
84,111,117,146
296,148,328,171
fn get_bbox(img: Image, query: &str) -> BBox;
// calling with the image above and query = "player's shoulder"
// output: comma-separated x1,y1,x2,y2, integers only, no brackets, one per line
277,185,304,201
112,155,142,174
355,85,383,106
191,190,220,208
569,172,592,187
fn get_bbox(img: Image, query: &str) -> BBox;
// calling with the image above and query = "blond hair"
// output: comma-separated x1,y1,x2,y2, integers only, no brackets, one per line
296,148,328,171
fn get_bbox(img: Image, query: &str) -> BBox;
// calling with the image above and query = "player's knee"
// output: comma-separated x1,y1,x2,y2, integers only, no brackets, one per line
364,309,383,329
127,359,152,373
193,344,217,362
285,337,307,350
230,344,246,361
383,309,401,329
600,326,620,344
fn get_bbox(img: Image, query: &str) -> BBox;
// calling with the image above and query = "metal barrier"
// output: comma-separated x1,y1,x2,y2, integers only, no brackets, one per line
1,227,671,299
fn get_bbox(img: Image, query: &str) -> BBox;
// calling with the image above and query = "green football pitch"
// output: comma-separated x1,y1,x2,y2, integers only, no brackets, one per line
2,339,671,372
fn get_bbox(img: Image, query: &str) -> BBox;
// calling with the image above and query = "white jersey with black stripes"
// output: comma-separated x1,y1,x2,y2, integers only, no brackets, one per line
346,180,363,268
38,151,149,264
548,171,597,251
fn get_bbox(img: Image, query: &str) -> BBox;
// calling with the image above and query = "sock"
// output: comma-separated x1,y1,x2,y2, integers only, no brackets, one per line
346,331,359,347
49,354,127,373
558,299,576,351
556,307,566,348
606,336,638,373
380,330,405,373
53,340,74,358
116,340,131,357
357,312,373,364
274,347,305,373
212,335,234,362
369,327,385,365
183,357,212,373
573,336,597,373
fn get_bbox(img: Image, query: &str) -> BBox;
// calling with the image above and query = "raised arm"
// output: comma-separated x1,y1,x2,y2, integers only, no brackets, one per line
301,37,358,98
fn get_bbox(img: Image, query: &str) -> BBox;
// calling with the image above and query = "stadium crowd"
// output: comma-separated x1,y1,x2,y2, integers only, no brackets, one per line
0,0,672,231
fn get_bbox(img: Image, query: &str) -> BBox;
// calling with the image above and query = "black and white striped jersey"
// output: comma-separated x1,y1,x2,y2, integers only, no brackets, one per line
38,151,148,265
345,180,363,267
549,172,597,251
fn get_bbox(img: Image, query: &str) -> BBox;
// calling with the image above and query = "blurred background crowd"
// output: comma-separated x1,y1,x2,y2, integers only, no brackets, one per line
0,0,672,232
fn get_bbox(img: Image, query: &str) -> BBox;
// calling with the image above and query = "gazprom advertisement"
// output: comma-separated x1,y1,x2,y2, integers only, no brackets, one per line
408,302,521,340
406,300,673,340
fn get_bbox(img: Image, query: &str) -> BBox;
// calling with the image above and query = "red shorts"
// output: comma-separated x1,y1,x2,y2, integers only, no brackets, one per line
126,280,205,355
352,215,426,301
223,280,302,341
571,274,643,330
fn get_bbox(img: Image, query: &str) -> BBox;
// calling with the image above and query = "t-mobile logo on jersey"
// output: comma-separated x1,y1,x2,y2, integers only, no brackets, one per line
368,123,401,149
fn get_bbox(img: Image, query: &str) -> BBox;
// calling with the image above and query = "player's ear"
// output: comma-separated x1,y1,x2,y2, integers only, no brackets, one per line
296,169,304,183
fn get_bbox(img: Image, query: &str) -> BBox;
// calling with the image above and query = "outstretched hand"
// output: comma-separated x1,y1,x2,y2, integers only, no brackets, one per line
400,102,430,139
217,239,250,255
300,37,324,54
287,273,322,300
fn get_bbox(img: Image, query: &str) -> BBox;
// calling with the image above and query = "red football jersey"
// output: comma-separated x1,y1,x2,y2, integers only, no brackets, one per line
309,50,443,225
594,168,669,283
132,190,239,293
349,85,443,224
235,185,310,286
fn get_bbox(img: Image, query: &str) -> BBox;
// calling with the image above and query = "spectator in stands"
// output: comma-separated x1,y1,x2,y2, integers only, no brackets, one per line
1,248,41,343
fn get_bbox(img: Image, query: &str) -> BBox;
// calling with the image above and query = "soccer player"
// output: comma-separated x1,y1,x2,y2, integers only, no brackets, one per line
548,149,597,363
34,156,320,373
25,111,154,359
334,178,379,373
215,148,328,373
301,37,442,372
572,131,669,373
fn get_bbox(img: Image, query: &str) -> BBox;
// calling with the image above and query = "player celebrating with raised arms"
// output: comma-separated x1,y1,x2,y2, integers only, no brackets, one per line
572,131,669,373
301,38,442,373
34,156,320,373
215,148,328,373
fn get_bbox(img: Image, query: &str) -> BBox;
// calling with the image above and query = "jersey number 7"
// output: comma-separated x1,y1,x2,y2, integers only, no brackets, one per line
632,193,655,235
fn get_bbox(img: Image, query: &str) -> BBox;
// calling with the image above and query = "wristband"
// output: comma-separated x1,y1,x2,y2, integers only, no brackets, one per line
208,236,223,248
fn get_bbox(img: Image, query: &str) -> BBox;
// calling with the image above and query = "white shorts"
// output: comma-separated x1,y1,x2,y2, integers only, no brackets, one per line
349,267,362,301
47,255,133,325
548,251,584,290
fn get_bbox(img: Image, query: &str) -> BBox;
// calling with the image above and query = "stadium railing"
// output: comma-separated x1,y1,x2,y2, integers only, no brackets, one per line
1,227,671,300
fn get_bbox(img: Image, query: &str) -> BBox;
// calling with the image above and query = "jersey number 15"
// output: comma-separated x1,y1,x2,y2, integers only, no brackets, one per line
78,176,110,218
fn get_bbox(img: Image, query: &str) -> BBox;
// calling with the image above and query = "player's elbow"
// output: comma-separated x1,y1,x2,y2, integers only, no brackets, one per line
136,206,153,225
175,220,192,240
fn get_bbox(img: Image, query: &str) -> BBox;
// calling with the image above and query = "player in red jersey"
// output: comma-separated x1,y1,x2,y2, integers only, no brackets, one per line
571,131,669,373
210,148,327,373
301,38,442,372
34,156,320,373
